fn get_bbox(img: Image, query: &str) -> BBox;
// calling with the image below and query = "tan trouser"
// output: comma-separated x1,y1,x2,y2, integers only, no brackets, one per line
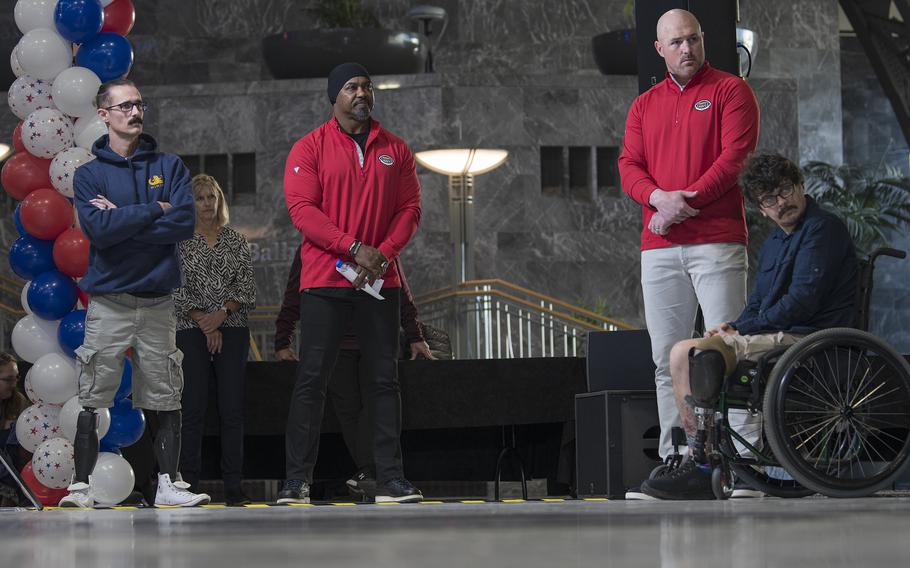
721,331,803,362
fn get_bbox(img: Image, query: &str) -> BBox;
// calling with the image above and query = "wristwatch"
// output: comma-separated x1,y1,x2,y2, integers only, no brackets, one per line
220,306,233,316
349,239,362,258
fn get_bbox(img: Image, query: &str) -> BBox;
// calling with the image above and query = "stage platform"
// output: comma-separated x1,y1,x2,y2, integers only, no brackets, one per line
4,495,910,567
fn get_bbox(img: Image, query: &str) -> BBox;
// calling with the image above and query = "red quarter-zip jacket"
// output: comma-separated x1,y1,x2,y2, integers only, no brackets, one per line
284,116,421,289
618,62,759,251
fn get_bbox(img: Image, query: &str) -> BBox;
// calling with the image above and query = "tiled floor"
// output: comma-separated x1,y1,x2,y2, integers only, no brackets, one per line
2,497,910,567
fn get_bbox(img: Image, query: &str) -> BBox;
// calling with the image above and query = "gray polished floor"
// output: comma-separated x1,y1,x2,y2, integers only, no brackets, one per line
2,497,910,567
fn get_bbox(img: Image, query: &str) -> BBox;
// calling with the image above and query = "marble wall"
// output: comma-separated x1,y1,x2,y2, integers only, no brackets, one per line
0,1,838,335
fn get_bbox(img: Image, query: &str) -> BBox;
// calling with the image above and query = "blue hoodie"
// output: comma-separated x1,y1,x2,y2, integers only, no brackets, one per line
73,133,195,295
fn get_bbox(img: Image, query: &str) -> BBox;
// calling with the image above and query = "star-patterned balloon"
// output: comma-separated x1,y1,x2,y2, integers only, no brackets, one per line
50,147,96,198
14,402,63,453
7,74,54,121
33,437,75,489
22,108,74,159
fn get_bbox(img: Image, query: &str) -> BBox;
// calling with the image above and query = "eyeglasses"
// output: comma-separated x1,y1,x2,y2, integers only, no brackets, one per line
104,100,149,113
758,184,796,208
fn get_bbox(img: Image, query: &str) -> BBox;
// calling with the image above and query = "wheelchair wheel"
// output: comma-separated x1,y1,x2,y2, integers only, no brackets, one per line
711,466,733,500
764,328,910,498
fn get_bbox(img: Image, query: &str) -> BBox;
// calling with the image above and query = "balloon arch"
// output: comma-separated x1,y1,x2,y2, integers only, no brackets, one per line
4,0,142,507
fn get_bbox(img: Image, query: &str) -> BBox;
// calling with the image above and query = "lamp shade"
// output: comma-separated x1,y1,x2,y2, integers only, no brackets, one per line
415,148,508,176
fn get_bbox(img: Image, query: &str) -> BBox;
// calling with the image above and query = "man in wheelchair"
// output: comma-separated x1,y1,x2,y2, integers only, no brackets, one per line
641,153,859,500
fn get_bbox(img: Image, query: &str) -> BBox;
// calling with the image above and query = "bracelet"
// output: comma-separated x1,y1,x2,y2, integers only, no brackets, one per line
349,239,362,258
220,306,232,316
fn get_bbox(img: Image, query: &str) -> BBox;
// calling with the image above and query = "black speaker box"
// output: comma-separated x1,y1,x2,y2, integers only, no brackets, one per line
634,0,739,93
586,330,656,392
575,390,661,498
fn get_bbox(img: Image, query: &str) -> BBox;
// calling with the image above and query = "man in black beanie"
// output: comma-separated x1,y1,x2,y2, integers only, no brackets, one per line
278,63,423,503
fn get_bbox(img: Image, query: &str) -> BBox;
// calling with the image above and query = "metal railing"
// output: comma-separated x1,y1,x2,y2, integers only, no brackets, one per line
414,279,633,359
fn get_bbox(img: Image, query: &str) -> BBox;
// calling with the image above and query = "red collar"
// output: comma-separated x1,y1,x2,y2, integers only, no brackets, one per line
664,60,712,91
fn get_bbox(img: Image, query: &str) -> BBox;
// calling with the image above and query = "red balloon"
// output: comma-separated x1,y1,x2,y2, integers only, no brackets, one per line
20,188,75,240
21,461,69,507
54,227,90,278
0,152,52,201
76,288,91,309
101,0,135,36
12,121,25,153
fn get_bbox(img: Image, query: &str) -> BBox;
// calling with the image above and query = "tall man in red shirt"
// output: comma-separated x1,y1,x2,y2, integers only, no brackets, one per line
279,63,422,504
618,10,760,477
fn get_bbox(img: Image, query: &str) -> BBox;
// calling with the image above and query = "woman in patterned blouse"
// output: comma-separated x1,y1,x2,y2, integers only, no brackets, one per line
174,174,256,506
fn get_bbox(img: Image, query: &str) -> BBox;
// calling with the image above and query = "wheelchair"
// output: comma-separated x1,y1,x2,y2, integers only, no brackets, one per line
673,247,910,499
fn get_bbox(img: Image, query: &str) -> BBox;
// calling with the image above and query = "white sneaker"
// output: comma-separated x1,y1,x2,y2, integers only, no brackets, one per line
59,480,95,508
155,473,211,507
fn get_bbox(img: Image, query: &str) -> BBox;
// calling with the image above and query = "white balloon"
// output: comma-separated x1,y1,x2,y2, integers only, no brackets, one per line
74,114,108,150
7,74,55,121
14,0,57,34
17,27,73,81
24,368,40,403
22,107,74,159
29,352,78,405
11,314,62,364
21,281,33,315
91,452,135,507
51,67,101,119
15,402,63,453
33,437,76,489
50,147,95,197
58,395,111,442
11,46,25,78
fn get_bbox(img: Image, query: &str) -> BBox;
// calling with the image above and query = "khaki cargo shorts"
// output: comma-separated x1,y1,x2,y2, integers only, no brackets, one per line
76,293,184,411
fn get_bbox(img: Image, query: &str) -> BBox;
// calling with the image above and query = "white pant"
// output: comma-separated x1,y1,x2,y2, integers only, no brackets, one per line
641,243,747,458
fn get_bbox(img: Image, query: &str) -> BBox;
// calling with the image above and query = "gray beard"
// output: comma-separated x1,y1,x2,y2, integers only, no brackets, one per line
352,106,371,122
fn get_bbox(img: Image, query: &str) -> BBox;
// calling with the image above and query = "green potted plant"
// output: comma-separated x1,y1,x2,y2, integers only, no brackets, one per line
262,0,428,79
802,161,910,256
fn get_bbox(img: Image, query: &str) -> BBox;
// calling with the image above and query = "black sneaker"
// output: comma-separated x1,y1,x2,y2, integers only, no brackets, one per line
624,486,659,500
276,479,310,504
375,478,423,503
731,479,764,499
346,467,377,498
641,460,714,500
225,488,252,507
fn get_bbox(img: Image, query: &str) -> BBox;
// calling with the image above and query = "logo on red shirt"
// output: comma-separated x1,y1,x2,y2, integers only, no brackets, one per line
378,154,394,167
694,99,712,111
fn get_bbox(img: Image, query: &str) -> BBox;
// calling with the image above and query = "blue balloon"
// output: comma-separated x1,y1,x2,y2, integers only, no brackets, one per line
57,309,87,358
54,0,104,44
75,32,133,83
115,359,132,402
9,236,55,280
13,205,25,237
101,398,145,449
27,270,78,320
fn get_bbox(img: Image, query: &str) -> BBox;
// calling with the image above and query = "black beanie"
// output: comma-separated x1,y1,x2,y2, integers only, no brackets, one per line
327,62,371,104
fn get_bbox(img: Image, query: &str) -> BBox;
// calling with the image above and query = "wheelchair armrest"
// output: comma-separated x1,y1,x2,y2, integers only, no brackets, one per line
869,248,907,262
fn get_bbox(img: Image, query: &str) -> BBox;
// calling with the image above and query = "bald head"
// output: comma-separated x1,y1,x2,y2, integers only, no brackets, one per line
654,9,705,86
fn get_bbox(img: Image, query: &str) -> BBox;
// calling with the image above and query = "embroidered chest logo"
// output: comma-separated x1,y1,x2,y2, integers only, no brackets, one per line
694,99,712,111
378,154,394,167
148,175,164,188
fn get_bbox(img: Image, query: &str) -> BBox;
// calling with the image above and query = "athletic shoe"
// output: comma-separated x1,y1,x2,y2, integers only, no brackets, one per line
155,473,211,507
375,478,423,503
276,478,310,504
641,460,714,500
624,486,659,500
346,467,377,498
731,480,764,499
59,480,94,508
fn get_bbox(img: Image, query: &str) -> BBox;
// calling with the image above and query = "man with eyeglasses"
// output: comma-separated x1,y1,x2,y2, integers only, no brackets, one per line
640,153,858,499
60,79,209,508
618,9,760,497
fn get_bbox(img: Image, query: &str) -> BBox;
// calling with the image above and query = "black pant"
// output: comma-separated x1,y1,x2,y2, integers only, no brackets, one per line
178,326,250,491
286,288,402,484
329,350,373,470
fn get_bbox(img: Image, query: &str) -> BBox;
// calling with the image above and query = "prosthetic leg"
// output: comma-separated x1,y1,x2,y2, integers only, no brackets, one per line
686,336,737,499
152,410,210,507
59,408,100,508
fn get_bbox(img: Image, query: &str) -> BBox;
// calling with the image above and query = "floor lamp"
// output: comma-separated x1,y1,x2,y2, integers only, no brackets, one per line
414,148,508,286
